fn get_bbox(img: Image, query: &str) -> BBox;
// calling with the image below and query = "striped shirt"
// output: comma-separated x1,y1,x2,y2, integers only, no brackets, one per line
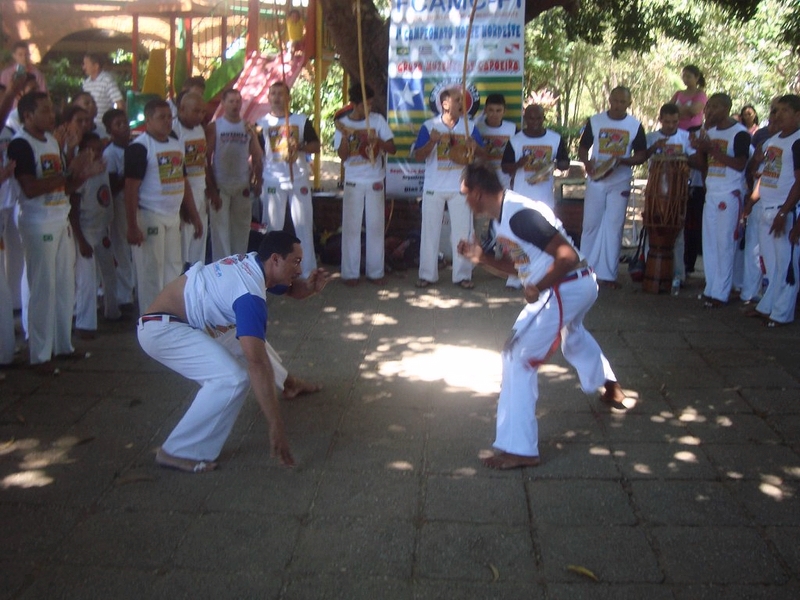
82,71,124,119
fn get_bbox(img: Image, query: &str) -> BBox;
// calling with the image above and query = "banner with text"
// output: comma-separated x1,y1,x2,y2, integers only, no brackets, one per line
386,0,525,198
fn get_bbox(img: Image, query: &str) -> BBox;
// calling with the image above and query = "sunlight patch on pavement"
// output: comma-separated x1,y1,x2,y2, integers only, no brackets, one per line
377,343,502,394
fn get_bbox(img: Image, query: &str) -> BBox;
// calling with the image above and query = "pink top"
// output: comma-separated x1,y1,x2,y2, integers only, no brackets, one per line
671,89,707,130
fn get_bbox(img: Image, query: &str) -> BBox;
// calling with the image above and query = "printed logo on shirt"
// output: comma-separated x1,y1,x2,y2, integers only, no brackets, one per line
760,146,783,188
147,227,159,236
662,143,685,157
40,153,63,178
707,139,729,177
156,151,185,187
268,124,299,153
97,183,112,207
267,187,277,194
42,234,53,242
482,134,510,161
522,145,553,172
497,236,530,267
597,128,630,157
436,133,469,169
184,139,207,176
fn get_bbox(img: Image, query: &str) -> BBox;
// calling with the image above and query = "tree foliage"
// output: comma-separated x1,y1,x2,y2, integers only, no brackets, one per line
320,0,800,115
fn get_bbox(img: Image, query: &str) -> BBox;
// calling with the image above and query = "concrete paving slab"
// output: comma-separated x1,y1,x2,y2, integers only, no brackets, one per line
536,524,661,583
526,480,636,526
652,525,789,584
672,582,800,600
727,479,800,526
416,521,538,583
56,510,194,569
764,526,800,577
547,583,675,600
173,512,300,573
613,441,719,480
704,443,800,481
16,565,157,600
284,575,413,600
1,259,799,596
630,480,751,526
313,470,418,519
529,442,622,480
425,474,529,524
291,516,415,579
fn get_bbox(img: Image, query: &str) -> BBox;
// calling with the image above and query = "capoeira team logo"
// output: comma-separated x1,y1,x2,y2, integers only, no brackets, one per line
482,134,510,160
40,153,63,177
97,183,111,207
156,151,184,186
707,139,729,177
523,146,553,172
597,128,630,157
760,146,782,188
184,139,207,176
428,80,480,117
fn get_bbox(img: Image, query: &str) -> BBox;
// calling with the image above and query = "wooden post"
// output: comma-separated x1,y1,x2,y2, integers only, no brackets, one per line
246,0,259,55
313,0,324,188
221,15,228,62
185,17,193,76
131,14,139,90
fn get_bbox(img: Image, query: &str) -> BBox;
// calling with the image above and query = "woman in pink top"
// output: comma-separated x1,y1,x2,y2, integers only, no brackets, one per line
670,65,707,131
738,104,759,135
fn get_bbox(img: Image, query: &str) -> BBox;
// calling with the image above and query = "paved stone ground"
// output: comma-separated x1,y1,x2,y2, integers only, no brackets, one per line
1,265,799,599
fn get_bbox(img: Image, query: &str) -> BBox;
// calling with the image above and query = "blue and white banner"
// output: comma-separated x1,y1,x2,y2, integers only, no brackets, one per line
386,0,525,198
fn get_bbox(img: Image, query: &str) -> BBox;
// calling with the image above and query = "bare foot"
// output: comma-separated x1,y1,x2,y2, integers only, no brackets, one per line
482,451,541,470
601,380,637,412
283,374,322,400
155,448,218,473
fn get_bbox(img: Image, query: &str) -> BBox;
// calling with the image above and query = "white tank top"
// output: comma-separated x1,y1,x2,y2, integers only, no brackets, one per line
213,116,252,189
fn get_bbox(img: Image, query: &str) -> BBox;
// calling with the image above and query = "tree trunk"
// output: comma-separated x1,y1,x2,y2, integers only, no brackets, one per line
319,0,391,114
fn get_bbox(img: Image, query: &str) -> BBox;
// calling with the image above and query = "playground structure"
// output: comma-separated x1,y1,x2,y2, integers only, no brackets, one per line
1,0,335,183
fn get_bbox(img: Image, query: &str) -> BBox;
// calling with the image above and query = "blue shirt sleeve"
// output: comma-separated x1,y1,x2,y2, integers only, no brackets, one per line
232,293,268,340
412,125,430,152
471,126,484,146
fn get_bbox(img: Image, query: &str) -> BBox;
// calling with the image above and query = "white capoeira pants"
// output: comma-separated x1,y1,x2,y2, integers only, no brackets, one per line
494,272,616,457
419,189,474,283
702,189,740,302
74,227,121,331
131,209,182,315
110,192,135,305
210,185,252,261
735,201,763,302
261,178,318,278
580,178,631,282
18,219,75,364
0,207,19,364
0,204,24,310
181,178,208,267
341,180,385,280
137,316,289,461
756,206,799,323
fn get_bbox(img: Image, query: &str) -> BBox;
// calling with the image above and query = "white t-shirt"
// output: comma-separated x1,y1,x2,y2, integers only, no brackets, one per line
126,132,186,216
506,129,564,209
334,113,394,183
476,118,516,188
212,116,252,190
173,118,207,202
705,123,750,194
584,112,645,186
412,116,484,192
9,129,69,226
77,171,113,234
258,112,314,185
759,129,800,207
